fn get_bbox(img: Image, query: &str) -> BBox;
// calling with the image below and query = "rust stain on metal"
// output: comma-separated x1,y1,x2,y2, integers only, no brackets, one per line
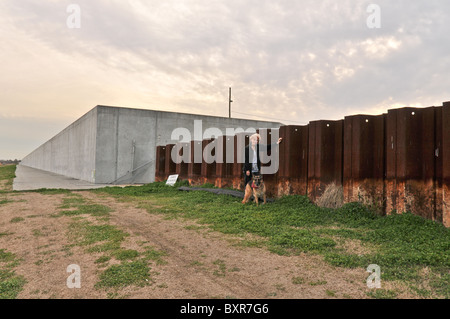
277,125,309,197
343,114,385,214
156,101,450,227
155,145,166,182
307,120,343,203
188,140,203,185
442,102,450,227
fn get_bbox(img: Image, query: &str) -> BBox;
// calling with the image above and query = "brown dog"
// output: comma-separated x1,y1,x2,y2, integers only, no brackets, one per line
242,174,266,206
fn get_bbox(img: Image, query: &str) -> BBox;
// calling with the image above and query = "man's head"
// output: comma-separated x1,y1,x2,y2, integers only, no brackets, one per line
250,133,260,147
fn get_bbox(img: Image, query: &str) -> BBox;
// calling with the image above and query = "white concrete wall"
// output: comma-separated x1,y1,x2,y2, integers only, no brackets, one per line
22,105,282,185
21,108,97,183
95,106,157,184
95,105,282,184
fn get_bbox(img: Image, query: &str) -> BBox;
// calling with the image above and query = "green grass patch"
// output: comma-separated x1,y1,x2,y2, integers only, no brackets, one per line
0,249,26,299
58,195,86,209
10,217,25,223
0,165,16,192
95,260,152,288
53,194,112,219
57,204,113,218
112,249,140,261
93,181,450,298
0,199,13,205
67,210,166,291
141,246,168,265
69,222,128,248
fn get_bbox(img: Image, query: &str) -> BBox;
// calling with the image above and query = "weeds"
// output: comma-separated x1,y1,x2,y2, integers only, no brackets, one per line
0,165,16,193
94,181,450,298
96,260,152,288
0,249,26,299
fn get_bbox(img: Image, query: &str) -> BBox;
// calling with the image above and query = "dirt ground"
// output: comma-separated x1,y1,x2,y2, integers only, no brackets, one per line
0,190,376,299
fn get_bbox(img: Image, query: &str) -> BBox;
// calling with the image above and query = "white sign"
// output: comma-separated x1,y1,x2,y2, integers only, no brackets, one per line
166,174,179,186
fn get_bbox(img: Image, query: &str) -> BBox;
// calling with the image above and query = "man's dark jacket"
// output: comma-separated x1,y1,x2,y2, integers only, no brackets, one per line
243,143,277,179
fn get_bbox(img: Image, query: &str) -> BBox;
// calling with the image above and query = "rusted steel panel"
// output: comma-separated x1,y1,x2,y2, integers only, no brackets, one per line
277,125,309,197
155,145,167,182
307,121,321,202
257,128,279,197
442,102,450,227
385,108,398,214
434,107,443,224
188,140,203,185
307,120,343,203
174,142,190,180
343,114,385,214
215,135,234,188
386,106,439,220
202,138,216,185
404,107,436,220
164,144,176,178
232,132,250,190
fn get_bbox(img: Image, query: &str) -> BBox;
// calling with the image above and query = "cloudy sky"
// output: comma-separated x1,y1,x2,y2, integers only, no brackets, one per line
1,0,449,159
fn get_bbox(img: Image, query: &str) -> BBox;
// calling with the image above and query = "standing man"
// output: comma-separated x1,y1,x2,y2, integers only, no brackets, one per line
243,133,282,187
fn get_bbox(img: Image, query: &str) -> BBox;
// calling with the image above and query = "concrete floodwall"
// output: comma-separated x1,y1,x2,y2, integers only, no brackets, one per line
21,108,98,183
95,105,280,185
156,101,450,227
22,105,281,186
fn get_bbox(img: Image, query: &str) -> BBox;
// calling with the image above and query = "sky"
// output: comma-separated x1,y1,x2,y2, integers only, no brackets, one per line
1,0,449,160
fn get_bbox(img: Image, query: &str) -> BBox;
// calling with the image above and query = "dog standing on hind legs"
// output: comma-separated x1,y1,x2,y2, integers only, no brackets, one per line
242,174,266,206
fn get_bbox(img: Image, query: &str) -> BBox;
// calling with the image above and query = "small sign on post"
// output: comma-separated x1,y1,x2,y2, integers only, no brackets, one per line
166,174,179,186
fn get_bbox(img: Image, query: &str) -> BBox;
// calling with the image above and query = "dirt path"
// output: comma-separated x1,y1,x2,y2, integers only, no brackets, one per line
0,191,371,299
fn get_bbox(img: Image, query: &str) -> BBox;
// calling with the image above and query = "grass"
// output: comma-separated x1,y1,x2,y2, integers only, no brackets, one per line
93,181,450,299
58,191,166,292
0,249,26,299
68,219,163,290
0,164,447,298
0,165,16,192
95,260,152,288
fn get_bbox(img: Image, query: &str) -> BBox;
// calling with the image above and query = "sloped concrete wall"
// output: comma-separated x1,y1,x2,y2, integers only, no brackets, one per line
21,108,97,183
94,105,281,184
21,105,281,185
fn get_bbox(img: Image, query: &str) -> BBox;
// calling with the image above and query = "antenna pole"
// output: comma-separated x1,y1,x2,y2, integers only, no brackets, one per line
229,87,233,118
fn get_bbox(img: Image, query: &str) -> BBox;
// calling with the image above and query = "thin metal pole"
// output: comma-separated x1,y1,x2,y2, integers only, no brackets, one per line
229,87,233,118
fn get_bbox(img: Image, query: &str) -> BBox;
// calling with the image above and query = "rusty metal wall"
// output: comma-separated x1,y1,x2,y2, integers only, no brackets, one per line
343,114,385,214
435,107,443,224
277,125,309,197
231,132,250,190
215,135,235,189
155,101,450,227
164,144,176,179
202,138,217,185
155,145,166,182
175,142,190,181
188,140,203,185
257,128,278,197
307,120,344,202
385,106,439,220
442,102,450,227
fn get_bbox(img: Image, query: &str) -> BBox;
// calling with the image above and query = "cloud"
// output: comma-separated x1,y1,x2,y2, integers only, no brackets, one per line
1,0,450,158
